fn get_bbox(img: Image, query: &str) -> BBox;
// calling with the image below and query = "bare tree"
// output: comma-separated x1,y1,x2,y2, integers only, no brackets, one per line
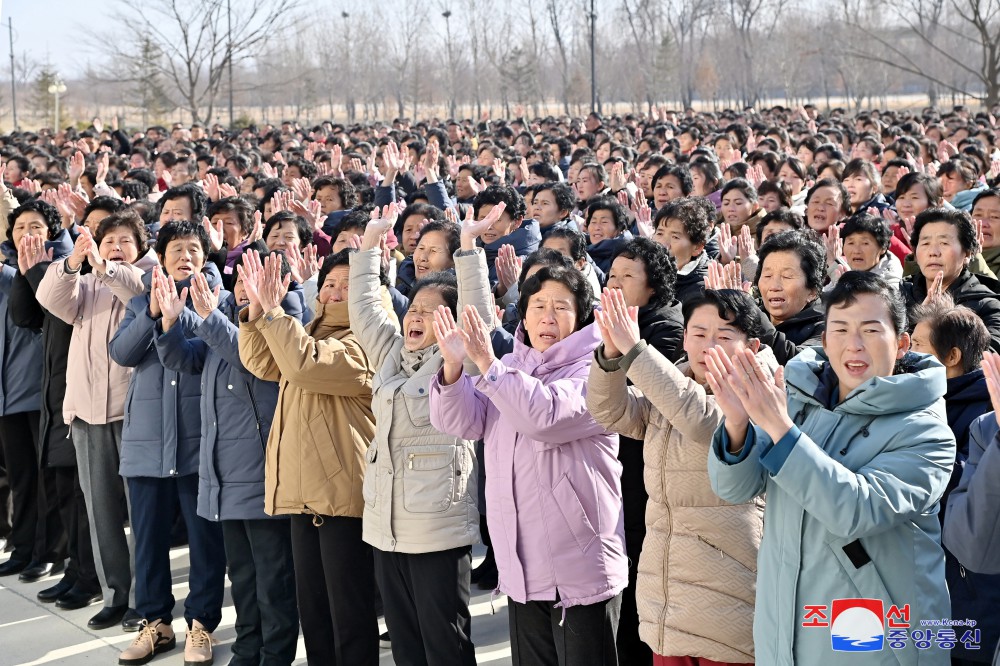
724,0,788,106
105,0,300,124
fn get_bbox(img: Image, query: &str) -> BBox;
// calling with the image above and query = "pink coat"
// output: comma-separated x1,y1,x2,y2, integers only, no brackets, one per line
430,323,627,610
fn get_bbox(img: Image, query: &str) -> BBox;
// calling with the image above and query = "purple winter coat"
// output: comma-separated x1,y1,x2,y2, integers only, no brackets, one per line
430,323,628,611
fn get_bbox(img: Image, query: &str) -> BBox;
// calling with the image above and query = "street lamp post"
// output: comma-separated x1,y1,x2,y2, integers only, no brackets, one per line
47,77,66,131
589,0,597,113
442,9,455,119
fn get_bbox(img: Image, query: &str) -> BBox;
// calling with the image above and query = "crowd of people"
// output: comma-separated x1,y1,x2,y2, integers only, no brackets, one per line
0,103,998,666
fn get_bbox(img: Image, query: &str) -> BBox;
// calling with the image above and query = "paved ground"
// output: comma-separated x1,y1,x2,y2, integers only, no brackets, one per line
0,544,512,666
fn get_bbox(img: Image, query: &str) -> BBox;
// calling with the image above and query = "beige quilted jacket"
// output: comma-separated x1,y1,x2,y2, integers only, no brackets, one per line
587,341,769,662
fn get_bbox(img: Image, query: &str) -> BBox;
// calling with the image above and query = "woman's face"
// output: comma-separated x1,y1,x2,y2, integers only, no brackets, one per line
758,250,816,324
842,232,882,272
894,185,931,220
401,215,428,255
915,221,970,288
318,265,350,304
83,208,113,235
160,235,206,281
721,189,755,228
760,221,795,245
683,304,755,384
653,218,700,267
796,145,815,167
973,195,1000,249
652,175,683,208
412,230,454,280
212,210,245,248
524,280,578,353
98,227,140,264
265,221,302,253
759,191,784,213
532,190,569,229
314,185,343,215
843,171,875,208
823,293,908,398
595,143,612,163
11,211,48,250
402,286,447,351
690,168,709,197
939,172,969,201
806,185,844,233
606,255,654,308
587,210,620,244
477,203,518,245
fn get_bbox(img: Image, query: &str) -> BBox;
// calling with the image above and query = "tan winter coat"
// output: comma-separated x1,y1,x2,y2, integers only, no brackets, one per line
239,297,385,518
35,251,159,425
587,341,769,662
349,248,496,553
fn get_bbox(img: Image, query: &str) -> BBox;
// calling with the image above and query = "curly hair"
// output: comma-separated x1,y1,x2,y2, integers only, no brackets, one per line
755,230,826,294
911,207,979,255
312,175,359,210
653,200,711,246
534,182,576,213
473,185,528,221
517,265,595,339
840,213,892,251
263,211,313,249
154,219,210,258
7,198,62,242
611,237,677,308
585,196,629,234
95,209,149,250
651,164,694,196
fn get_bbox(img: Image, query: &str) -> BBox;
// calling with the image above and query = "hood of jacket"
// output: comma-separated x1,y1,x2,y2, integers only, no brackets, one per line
785,346,946,415
511,320,602,376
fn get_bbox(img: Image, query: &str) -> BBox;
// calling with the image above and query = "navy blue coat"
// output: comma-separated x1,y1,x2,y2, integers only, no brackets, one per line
480,219,542,285
110,264,223,479
0,244,48,417
158,290,306,521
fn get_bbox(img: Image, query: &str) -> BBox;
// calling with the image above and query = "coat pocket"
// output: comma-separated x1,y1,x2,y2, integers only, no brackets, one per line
362,444,378,508
306,414,344,481
401,386,432,428
551,474,598,553
402,445,456,513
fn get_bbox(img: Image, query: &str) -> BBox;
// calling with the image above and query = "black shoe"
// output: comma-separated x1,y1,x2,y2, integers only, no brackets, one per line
18,560,65,583
55,587,103,610
37,576,76,603
0,557,30,577
122,608,143,632
0,537,6,553
89,606,127,630
379,631,391,649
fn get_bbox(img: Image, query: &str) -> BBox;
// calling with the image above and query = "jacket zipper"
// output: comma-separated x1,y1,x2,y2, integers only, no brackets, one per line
246,381,265,455
696,534,755,573
407,451,439,469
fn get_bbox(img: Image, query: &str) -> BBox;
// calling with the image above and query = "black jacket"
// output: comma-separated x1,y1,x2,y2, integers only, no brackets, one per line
675,252,709,306
757,298,825,366
8,262,74,467
902,270,1000,353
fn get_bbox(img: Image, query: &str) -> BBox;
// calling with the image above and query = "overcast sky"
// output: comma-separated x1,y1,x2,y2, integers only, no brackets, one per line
3,0,98,77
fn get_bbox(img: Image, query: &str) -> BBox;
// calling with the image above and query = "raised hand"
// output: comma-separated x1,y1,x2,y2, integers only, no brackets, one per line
362,203,401,251
95,152,110,185
444,206,460,225
736,225,756,264
596,288,641,358
236,249,265,319
718,223,738,264
330,145,344,178
980,352,1000,428
433,305,469,384
630,196,653,238
989,160,1000,182
724,347,792,441
219,182,238,198
898,215,916,247
748,164,767,188
460,304,495,374
703,346,752,445
290,198,324,231
248,210,264,243
190,271,221,319
258,252,290,312
495,244,523,295
291,177,312,203
203,216,225,252
423,143,441,183
460,201,507,250
492,157,506,182
259,162,278,180
154,269,188,332
68,151,85,187
609,161,627,192
923,270,946,306
825,225,843,267
17,235,52,275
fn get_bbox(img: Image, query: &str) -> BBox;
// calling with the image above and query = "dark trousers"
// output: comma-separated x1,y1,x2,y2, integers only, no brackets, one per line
222,518,299,666
0,411,65,563
509,592,623,666
0,438,10,538
128,474,226,630
52,466,99,593
375,546,477,666
289,514,377,666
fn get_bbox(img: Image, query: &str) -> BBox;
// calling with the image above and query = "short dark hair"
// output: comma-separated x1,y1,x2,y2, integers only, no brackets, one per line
207,196,255,236
895,172,943,206
825,270,907,335
95,209,149,249
7,198,62,242
519,248,574,286
755,208,804,246
517,265,595,339
611,237,677,308
534,182,576,213
157,182,207,220
408,272,459,315
805,178,851,217
755,230,825,293
971,187,1000,212
911,207,979,254
585,196,628,234
720,177,758,203
542,226,589,262
332,209,370,237
263,211,313,248
154,219,210,258
682,289,765,339
473,185,527,221
83,195,127,224
937,159,978,188
312,176,359,209
651,164,694,195
912,299,990,373
416,220,462,256
654,199,711,245
688,158,724,193
316,249,354,287
840,213,892,252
